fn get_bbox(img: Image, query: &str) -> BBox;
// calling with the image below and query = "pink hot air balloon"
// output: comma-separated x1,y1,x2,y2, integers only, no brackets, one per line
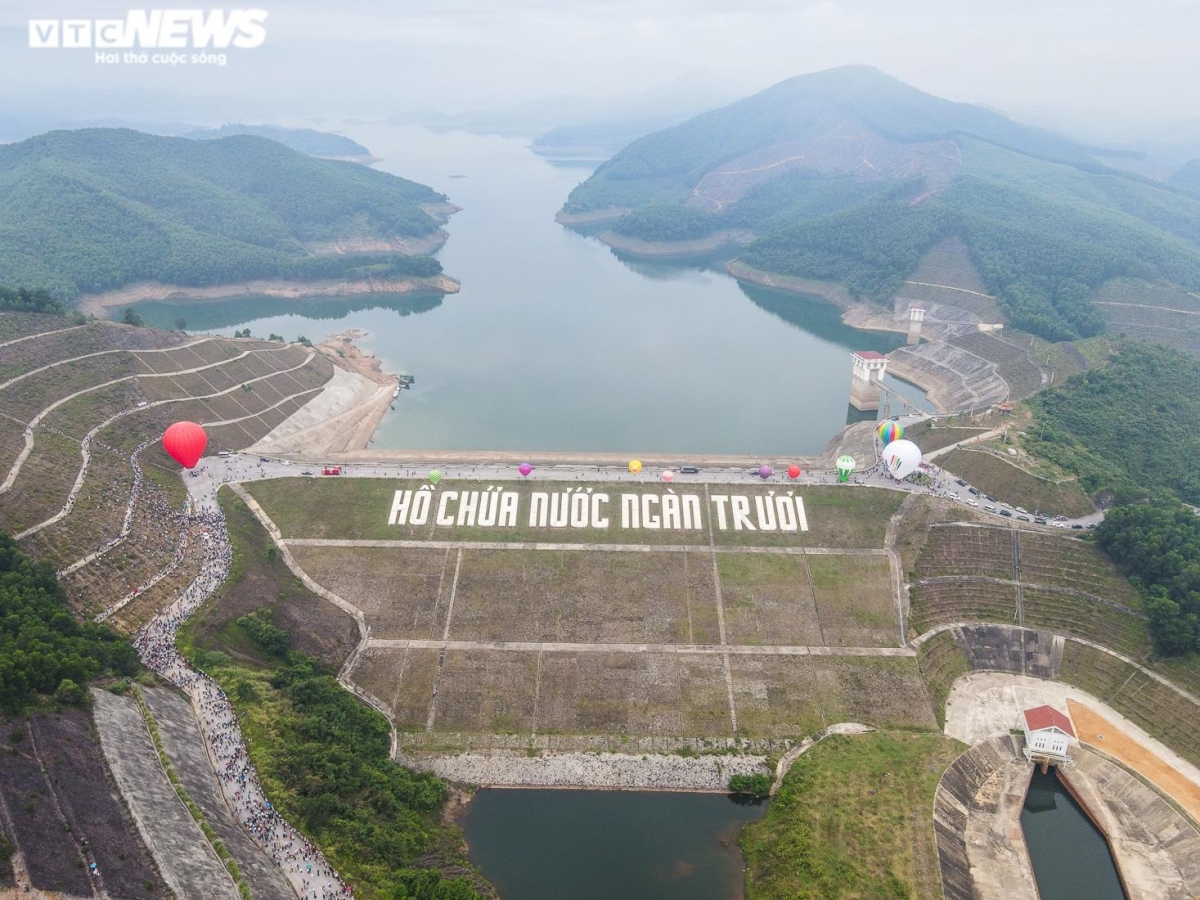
661,470,675,483
758,465,773,479
787,464,801,479
519,462,533,477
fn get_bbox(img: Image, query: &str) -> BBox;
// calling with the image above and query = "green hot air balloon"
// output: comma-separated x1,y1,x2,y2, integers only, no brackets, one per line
428,469,443,485
836,455,856,483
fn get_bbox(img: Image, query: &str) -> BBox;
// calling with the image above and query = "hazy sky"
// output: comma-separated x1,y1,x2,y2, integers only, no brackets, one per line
2,0,1197,129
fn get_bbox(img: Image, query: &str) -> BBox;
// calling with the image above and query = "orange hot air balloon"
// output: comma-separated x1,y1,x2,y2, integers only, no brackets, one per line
163,421,208,469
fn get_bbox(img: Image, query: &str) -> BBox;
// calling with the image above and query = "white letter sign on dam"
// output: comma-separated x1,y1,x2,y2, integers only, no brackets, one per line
387,489,807,532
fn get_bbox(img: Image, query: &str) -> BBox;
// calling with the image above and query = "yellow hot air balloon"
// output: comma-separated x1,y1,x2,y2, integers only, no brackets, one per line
628,459,643,474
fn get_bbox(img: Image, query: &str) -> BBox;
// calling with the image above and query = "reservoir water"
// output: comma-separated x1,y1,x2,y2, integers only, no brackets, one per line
129,124,930,454
1020,768,1127,900
461,788,766,900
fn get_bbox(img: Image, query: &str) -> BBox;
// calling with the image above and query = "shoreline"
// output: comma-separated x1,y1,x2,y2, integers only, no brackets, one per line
76,273,460,318
596,229,754,258
423,750,770,792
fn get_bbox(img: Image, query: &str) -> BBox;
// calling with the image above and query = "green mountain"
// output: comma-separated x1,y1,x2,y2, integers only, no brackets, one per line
0,128,448,300
180,124,373,159
564,66,1200,341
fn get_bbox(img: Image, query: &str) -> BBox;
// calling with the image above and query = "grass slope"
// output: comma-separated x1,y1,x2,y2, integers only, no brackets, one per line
0,128,447,299
740,732,964,900
181,489,489,899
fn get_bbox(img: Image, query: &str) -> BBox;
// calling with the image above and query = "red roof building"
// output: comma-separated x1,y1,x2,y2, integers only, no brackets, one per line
1023,705,1075,737
1022,705,1075,764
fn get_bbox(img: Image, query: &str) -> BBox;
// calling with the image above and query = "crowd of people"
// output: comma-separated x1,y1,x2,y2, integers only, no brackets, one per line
134,505,351,899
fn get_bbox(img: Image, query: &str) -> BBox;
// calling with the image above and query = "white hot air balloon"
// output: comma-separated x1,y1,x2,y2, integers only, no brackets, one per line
882,439,923,480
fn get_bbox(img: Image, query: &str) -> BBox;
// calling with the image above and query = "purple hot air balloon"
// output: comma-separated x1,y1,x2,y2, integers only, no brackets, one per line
519,462,533,477
758,465,773,479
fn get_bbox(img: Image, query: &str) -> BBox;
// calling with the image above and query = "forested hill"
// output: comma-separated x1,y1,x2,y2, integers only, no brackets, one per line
0,128,449,300
180,124,373,159
562,65,1200,342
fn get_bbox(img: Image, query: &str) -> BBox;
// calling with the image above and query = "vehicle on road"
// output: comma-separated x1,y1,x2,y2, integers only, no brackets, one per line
323,466,341,475
302,470,314,476
260,457,270,462
1000,509,1013,517
679,466,700,474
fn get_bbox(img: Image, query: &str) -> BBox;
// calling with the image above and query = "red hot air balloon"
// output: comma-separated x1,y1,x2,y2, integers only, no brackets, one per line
787,465,801,479
163,421,208,469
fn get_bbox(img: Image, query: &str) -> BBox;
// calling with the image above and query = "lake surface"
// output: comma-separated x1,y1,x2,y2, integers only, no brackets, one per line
131,124,930,454
1020,769,1127,900
462,789,765,900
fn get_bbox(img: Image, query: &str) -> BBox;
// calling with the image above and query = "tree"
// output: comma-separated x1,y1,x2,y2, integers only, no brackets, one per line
174,316,188,331
120,307,144,327
729,772,772,797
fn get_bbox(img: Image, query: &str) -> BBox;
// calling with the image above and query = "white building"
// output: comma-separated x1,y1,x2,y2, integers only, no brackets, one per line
1022,704,1076,765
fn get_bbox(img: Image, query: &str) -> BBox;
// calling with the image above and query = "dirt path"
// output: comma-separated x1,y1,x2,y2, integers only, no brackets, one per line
1067,699,1200,824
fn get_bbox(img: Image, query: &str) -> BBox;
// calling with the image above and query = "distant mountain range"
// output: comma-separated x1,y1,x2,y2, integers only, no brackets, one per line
0,128,449,300
178,124,373,160
563,65,1200,342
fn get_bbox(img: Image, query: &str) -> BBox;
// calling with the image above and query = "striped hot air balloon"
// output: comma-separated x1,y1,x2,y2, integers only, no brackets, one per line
877,420,904,445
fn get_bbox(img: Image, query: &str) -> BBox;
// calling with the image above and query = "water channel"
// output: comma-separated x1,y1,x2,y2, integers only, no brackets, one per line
1020,768,1127,900
128,123,931,454
461,788,766,900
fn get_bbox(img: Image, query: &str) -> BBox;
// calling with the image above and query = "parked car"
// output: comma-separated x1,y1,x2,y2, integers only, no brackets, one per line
1071,523,1084,530
984,495,996,503
955,479,968,487
679,466,700,474
968,487,979,495
984,505,996,512
1017,514,1030,521
1034,517,1047,525
1000,509,1013,517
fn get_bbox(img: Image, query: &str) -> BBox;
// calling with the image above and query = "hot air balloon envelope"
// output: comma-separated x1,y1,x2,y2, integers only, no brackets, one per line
836,455,856,483
787,465,801,479
882,439,923,480
628,459,643,474
758,465,773,479
661,470,674,482
428,469,443,485
518,463,532,477
162,421,207,469
877,420,904,445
